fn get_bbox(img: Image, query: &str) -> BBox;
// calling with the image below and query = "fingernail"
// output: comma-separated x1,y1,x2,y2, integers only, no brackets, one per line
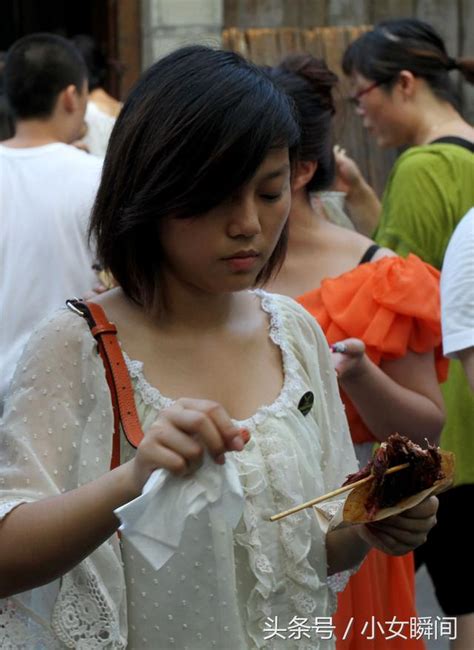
331,342,347,354
240,428,251,444
231,435,244,451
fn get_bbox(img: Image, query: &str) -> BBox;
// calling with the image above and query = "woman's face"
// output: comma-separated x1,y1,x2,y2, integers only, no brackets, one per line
350,72,409,148
158,147,291,295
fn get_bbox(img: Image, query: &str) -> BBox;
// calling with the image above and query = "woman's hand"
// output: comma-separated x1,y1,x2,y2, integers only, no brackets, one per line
333,145,366,195
331,338,367,381
357,496,439,556
129,398,249,495
332,145,382,236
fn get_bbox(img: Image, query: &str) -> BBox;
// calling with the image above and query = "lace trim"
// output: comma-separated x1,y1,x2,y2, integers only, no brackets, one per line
124,290,302,428
0,498,126,648
51,561,126,649
0,499,27,520
0,599,63,650
233,430,327,645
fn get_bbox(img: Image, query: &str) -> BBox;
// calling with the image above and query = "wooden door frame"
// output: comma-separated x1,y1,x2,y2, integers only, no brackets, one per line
109,0,142,100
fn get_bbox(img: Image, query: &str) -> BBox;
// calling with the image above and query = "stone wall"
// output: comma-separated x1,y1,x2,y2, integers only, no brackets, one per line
141,0,223,68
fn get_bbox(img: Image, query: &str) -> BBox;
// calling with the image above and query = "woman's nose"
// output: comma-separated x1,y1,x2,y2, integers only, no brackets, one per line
227,198,262,238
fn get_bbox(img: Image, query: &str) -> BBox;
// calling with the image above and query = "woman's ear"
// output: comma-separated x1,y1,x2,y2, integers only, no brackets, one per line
291,160,318,192
397,70,417,99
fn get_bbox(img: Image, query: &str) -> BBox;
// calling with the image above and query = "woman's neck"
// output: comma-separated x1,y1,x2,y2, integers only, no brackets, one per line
89,88,122,118
267,190,372,298
157,278,247,333
287,191,327,249
98,284,252,342
410,95,474,145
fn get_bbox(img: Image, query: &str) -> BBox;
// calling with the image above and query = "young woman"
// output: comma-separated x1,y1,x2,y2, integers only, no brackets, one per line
72,34,122,156
0,46,438,649
265,53,447,650
338,19,474,649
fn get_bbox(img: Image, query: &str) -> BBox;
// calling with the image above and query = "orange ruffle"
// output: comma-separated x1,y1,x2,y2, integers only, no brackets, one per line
298,254,448,444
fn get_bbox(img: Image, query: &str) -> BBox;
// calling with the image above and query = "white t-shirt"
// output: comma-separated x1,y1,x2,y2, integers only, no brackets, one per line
83,101,117,157
0,143,102,407
441,207,474,358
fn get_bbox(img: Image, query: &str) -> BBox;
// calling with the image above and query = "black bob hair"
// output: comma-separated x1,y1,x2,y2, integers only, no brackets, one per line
90,45,300,309
5,33,87,119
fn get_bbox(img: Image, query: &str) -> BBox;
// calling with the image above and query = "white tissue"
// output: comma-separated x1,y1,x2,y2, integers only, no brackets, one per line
114,454,244,570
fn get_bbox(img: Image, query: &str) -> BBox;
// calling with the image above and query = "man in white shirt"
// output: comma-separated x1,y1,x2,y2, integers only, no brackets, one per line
0,33,103,409
441,208,474,391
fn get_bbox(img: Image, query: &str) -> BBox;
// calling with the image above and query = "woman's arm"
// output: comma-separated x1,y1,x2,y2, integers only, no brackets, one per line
334,340,445,444
327,496,438,575
0,462,135,598
0,399,246,598
458,347,474,392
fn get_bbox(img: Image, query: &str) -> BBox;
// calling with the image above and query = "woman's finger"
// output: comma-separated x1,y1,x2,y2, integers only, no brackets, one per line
331,338,365,357
374,511,437,533
399,496,439,519
366,522,431,547
360,525,414,556
175,398,247,451
138,438,194,476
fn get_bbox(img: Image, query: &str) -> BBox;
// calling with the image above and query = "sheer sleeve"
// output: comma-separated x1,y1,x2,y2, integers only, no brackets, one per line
0,309,127,648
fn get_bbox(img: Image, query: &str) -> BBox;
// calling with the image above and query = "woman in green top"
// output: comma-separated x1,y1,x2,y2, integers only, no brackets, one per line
335,18,474,650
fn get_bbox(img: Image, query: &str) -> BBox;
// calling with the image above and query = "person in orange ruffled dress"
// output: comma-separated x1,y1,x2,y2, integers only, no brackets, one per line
266,54,448,650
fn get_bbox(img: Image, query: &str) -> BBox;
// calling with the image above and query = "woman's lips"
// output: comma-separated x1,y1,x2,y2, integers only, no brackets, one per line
224,250,260,271
224,255,260,272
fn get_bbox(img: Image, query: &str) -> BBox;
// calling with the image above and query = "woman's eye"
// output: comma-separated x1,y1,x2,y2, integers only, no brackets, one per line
260,193,282,202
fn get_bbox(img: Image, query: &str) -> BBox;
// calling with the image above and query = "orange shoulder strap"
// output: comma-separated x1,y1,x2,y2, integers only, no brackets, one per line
66,298,144,469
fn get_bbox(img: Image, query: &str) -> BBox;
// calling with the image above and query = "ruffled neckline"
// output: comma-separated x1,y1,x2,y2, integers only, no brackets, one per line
123,290,301,428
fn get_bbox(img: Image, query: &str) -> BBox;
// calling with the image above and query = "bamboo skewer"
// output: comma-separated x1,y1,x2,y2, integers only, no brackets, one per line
270,462,410,522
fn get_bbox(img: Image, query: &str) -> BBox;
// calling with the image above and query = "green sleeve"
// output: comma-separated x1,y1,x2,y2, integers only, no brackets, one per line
374,151,457,269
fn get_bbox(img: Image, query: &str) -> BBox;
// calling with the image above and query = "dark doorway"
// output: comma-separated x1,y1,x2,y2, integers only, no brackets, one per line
0,0,141,100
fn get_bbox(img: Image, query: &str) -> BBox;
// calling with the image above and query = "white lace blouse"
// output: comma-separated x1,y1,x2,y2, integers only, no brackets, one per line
0,291,358,649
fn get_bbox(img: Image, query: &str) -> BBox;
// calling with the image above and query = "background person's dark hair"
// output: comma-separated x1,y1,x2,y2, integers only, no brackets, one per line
5,33,87,120
342,18,474,111
90,45,300,309
267,54,338,192
0,52,14,140
71,34,107,91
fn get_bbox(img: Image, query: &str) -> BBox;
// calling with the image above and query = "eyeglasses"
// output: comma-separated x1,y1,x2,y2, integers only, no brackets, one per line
347,80,384,107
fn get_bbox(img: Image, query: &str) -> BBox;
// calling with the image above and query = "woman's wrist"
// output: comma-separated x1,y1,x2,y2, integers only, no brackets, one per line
110,460,144,507
338,352,372,385
326,525,371,574
346,177,374,203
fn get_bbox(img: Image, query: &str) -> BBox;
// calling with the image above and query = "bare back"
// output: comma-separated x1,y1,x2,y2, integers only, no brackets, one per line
268,217,394,299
